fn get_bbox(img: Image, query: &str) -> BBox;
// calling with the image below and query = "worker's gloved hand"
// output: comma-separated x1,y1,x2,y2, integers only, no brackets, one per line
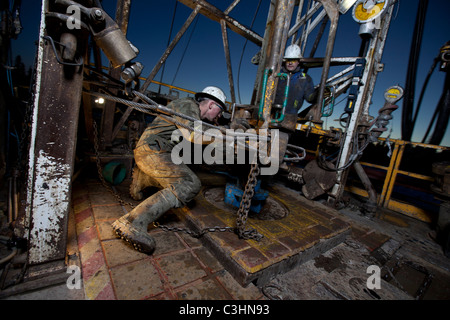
230,118,251,130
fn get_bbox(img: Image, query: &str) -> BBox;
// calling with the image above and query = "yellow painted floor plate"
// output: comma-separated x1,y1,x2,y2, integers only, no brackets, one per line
183,183,351,286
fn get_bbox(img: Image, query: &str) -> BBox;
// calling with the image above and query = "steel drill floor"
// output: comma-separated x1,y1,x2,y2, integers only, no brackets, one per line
3,168,450,300
183,184,351,287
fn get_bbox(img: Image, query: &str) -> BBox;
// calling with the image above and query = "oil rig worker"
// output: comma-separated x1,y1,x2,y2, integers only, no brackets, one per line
273,44,316,130
112,86,227,253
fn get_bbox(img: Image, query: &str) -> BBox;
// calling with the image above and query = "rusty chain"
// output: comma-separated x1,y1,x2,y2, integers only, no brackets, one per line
235,163,264,241
153,221,235,239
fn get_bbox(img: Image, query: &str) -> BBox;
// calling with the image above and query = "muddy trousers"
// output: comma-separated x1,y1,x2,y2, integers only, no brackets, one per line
124,144,202,230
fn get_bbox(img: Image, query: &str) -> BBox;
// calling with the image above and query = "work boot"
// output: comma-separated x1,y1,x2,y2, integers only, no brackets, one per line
129,165,158,200
112,218,156,253
112,189,180,254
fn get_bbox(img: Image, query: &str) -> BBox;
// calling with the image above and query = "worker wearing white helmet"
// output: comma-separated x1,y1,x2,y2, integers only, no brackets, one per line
274,44,316,131
112,86,227,254
195,86,226,122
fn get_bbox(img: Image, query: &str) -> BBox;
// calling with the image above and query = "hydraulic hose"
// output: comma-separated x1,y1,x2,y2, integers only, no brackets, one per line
423,69,450,145
401,0,428,141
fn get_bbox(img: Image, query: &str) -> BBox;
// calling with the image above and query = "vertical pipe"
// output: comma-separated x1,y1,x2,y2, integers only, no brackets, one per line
401,0,429,141
13,169,18,220
221,19,236,104
8,177,13,222
353,161,378,213
312,0,339,121
139,5,201,94
292,0,305,44
260,0,294,129
251,1,275,105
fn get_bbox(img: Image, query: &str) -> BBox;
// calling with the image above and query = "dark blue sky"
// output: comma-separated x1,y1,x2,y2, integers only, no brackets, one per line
10,0,450,146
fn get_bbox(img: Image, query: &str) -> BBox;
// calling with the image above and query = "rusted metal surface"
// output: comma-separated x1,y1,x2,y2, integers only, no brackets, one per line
251,1,275,105
301,159,336,200
24,0,85,265
260,0,294,129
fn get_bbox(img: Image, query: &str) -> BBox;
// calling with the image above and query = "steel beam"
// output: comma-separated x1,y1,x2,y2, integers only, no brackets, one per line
260,0,295,129
177,0,263,46
311,0,339,121
328,3,395,205
221,19,236,104
22,0,85,265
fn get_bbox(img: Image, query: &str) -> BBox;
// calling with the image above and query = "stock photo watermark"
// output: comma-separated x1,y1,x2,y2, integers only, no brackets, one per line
366,265,382,290
66,265,82,290
170,123,281,175
66,5,81,30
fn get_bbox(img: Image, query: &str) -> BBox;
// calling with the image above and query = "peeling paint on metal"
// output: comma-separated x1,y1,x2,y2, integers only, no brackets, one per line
28,149,71,264
24,0,48,239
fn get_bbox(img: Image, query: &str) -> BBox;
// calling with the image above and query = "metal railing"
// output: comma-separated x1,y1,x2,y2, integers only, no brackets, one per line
346,138,449,222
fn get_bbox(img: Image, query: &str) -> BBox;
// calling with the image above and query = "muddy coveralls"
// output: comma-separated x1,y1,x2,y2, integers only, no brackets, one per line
112,97,204,253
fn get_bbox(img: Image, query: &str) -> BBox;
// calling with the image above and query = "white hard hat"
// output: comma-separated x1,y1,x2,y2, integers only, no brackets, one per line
284,44,302,60
195,86,227,110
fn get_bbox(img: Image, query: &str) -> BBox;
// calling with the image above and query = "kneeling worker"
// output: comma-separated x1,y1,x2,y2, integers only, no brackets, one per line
112,86,227,254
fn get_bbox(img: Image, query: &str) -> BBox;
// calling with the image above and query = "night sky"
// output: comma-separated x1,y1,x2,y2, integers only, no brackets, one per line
9,0,450,146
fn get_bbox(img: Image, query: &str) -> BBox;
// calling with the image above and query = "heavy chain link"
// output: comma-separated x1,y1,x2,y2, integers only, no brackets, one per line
235,163,264,241
153,222,235,239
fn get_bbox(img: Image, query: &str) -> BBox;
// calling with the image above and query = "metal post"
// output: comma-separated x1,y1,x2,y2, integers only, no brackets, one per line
260,0,295,129
23,0,86,266
328,3,395,205
311,0,339,121
251,1,275,105
221,19,236,104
